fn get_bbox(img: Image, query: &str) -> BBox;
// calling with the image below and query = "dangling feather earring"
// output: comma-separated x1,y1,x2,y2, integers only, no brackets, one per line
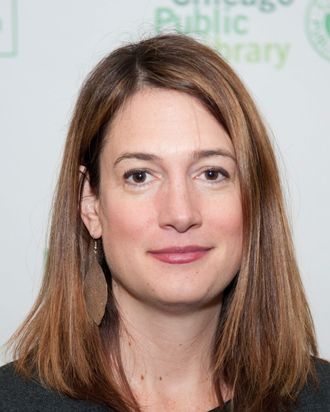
84,238,108,325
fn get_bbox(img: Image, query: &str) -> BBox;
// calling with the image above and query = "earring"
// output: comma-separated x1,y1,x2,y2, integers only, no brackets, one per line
84,238,108,326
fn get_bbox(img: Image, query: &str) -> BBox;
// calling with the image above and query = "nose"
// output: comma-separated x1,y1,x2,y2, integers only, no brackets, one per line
157,179,202,233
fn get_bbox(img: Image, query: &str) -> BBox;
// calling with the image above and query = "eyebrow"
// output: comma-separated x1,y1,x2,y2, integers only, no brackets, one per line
114,149,236,166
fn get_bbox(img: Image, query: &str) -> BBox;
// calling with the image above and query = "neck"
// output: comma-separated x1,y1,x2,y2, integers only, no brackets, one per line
114,287,226,411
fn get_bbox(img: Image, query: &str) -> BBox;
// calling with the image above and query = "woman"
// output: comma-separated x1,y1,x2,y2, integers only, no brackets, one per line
0,34,329,412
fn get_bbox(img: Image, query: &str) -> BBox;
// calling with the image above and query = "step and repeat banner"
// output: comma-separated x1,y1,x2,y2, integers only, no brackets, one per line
1,0,329,362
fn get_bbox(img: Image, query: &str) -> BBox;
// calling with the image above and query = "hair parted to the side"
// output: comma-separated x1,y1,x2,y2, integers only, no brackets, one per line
8,34,317,411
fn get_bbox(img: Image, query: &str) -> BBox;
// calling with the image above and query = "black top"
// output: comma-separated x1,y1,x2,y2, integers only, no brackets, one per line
0,359,329,411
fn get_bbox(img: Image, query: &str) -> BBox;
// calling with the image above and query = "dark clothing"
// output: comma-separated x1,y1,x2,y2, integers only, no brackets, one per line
0,359,329,411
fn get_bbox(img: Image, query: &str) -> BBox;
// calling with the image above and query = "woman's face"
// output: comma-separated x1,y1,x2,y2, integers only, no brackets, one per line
83,88,243,312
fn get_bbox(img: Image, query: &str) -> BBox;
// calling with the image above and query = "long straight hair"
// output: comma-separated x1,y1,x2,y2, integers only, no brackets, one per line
9,34,317,411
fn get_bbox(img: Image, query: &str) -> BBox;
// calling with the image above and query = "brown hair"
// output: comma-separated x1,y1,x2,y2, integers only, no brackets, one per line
9,34,317,411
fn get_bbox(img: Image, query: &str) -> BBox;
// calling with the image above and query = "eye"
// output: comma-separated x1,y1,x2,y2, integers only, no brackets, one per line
123,169,153,186
199,167,230,182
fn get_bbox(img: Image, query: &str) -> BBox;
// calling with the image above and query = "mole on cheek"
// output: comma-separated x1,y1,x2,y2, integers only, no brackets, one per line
140,374,144,380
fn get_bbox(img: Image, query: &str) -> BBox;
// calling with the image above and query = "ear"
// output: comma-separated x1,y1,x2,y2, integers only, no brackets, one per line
79,166,102,239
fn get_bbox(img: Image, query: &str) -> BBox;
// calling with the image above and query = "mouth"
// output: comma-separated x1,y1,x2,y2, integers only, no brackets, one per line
148,245,213,264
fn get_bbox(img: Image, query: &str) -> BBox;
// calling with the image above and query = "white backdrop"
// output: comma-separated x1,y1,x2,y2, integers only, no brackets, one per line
1,0,329,364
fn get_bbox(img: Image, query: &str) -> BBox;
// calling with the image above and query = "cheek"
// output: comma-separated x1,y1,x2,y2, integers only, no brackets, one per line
99,196,154,246
208,197,243,284
222,205,242,238
206,194,243,240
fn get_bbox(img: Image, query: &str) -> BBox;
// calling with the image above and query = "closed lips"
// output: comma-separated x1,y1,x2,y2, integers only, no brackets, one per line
148,246,213,264
149,246,212,254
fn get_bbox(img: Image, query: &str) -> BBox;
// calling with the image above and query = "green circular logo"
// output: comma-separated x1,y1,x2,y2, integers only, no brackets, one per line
306,0,330,61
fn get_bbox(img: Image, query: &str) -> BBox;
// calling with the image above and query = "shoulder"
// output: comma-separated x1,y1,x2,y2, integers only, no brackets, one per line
294,357,330,411
0,362,110,412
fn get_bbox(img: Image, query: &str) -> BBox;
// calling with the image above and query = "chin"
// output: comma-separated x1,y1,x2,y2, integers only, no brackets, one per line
146,288,223,314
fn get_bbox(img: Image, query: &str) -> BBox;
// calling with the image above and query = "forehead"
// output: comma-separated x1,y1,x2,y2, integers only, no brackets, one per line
103,88,234,157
